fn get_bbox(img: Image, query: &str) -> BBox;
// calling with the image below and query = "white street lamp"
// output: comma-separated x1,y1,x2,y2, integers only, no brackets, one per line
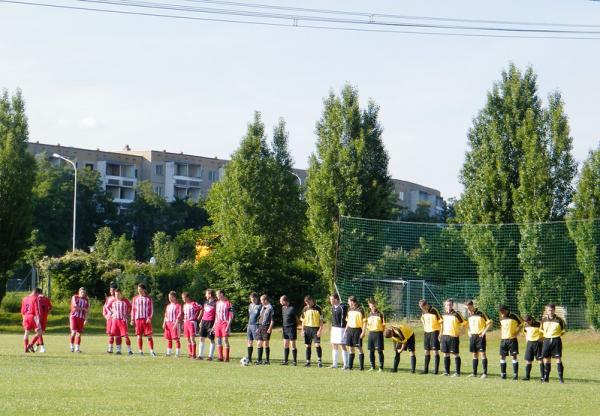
53,153,77,251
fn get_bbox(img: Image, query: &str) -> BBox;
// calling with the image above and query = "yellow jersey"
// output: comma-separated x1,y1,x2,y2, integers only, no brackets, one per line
390,325,414,344
524,319,543,342
500,312,523,339
442,310,465,337
367,311,385,332
540,315,566,339
467,309,492,336
301,305,322,328
421,306,442,333
346,307,366,329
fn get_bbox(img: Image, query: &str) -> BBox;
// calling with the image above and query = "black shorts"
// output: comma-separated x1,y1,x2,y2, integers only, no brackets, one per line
424,331,440,351
525,340,543,362
199,320,215,340
282,325,297,341
469,334,487,353
499,338,519,356
368,331,384,351
303,327,321,345
345,328,362,348
541,338,562,359
256,325,271,341
440,335,459,354
394,334,416,352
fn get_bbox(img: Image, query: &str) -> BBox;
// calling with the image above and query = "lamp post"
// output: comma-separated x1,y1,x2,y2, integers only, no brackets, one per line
53,153,77,251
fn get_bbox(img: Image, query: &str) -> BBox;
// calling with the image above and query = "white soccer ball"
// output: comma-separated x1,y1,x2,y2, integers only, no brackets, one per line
240,357,250,366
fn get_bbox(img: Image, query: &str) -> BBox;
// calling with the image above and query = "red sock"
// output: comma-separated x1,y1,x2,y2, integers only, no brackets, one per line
188,343,192,356
137,338,143,351
30,335,39,346
224,346,230,362
193,344,197,357
148,338,154,350
38,335,44,346
125,337,131,347
116,337,122,346
168,340,173,349
218,345,223,360
175,339,181,349
70,335,75,344
75,335,81,346
109,336,114,345
24,338,29,350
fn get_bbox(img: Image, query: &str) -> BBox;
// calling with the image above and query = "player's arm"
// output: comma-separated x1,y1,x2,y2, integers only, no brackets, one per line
130,297,136,325
360,314,366,339
197,306,204,322
481,313,492,336
267,309,274,334
300,311,305,336
226,305,234,332
71,296,79,312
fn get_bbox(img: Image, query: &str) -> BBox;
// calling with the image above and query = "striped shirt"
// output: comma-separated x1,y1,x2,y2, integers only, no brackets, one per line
183,302,201,322
103,296,115,319
111,299,131,320
164,303,182,323
70,295,89,319
132,295,153,320
215,299,233,323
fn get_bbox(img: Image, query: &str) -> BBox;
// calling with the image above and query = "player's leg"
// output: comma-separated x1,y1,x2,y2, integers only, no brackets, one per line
368,333,376,371
74,330,82,352
407,335,416,373
147,331,156,357
555,339,564,383
115,335,122,354
392,347,401,373
357,341,365,371
377,341,385,372
256,339,264,364
500,352,507,379
510,339,519,380
347,344,355,370
23,329,30,353
290,340,297,365
331,343,339,368
208,335,216,361
470,335,478,376
304,329,312,367
341,343,348,370
247,325,255,362
480,350,488,378
282,337,290,365
315,339,322,367
423,349,430,374
223,335,231,362
264,338,271,364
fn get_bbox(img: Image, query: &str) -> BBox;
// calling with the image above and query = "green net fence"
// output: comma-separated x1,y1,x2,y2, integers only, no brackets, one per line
335,216,600,329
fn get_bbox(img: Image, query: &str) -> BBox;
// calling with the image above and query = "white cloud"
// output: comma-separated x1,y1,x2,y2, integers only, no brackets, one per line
80,116,98,129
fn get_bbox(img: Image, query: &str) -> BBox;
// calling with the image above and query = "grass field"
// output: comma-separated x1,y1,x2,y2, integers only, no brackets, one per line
2,302,600,415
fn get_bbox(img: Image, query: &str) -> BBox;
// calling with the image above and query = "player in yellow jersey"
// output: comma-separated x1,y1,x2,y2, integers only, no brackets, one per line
344,296,366,370
418,299,442,374
498,305,523,380
366,299,385,372
300,295,324,368
440,298,466,377
384,324,416,373
540,304,566,383
522,315,544,381
466,300,492,378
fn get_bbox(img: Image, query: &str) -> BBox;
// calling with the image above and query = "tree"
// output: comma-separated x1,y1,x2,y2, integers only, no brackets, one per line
568,147,600,329
151,231,177,268
0,89,36,304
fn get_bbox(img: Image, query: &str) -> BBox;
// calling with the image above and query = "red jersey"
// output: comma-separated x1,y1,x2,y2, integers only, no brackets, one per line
183,301,201,322
202,299,216,321
111,299,131,320
103,296,115,319
70,295,89,319
21,294,39,317
164,303,182,323
37,296,52,320
215,299,233,323
132,295,153,320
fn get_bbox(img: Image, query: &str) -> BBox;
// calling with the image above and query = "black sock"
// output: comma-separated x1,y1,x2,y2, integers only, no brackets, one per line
349,353,355,369
359,353,365,370
266,347,270,361
434,354,440,374
424,354,430,373
316,346,322,360
444,356,450,374
500,361,507,375
539,362,545,379
544,363,551,381
284,347,289,362
257,347,263,362
369,350,375,368
306,347,311,362
378,350,384,369
393,353,400,371
512,360,519,376
557,362,564,380
482,358,488,375
292,348,297,363
472,358,479,375
410,355,416,373
525,363,532,378
455,356,461,375
247,346,253,361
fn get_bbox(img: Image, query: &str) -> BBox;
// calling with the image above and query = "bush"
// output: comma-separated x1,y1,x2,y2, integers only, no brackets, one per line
1,292,25,313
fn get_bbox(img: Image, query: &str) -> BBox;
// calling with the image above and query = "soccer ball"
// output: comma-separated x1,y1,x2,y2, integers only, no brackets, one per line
240,357,250,366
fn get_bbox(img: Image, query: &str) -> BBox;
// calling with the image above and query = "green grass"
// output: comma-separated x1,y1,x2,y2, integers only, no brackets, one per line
1,324,599,415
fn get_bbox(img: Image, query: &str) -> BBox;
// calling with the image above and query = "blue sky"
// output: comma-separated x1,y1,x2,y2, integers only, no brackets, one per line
1,0,599,198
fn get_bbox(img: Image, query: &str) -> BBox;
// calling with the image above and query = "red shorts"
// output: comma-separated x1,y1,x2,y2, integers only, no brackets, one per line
22,315,37,331
164,322,180,340
105,318,113,335
183,321,197,339
39,318,48,332
214,321,229,338
111,320,128,337
70,316,85,333
134,319,153,337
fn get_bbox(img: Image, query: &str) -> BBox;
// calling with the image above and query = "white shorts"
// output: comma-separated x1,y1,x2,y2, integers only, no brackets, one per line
330,327,345,345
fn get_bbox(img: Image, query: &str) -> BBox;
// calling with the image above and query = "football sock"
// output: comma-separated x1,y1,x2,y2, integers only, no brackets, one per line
248,346,253,361
209,343,215,359
24,338,28,351
332,349,339,367
116,337,122,346
369,351,376,368
378,351,384,369
512,360,518,376
444,356,451,374
424,354,431,373
393,352,400,371
349,353,355,369
168,340,173,349
137,338,143,351
257,347,263,362
148,338,154,351
38,336,44,346
410,355,416,373
342,350,349,368
75,335,81,346
557,362,564,380
500,360,507,376
224,346,230,361
472,358,479,375
188,344,192,356
217,345,223,360
266,347,270,361
109,336,114,346
292,348,297,363
359,353,365,370
166,348,172,355
455,356,461,374
30,335,39,346
125,337,131,347
544,363,551,382
306,347,311,362
434,354,440,374
525,363,532,378
70,335,75,345
482,358,488,375
316,346,322,360
539,362,545,379
192,344,197,358
199,342,205,357
284,347,290,362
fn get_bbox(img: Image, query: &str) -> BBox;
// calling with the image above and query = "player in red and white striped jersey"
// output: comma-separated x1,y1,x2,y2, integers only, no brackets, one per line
110,289,133,355
131,284,156,357
182,292,202,359
103,282,118,353
69,287,89,353
163,291,183,357
215,289,234,362
21,288,41,353
35,288,52,353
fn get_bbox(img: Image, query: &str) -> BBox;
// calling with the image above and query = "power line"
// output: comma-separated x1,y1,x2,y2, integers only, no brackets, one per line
2,0,600,40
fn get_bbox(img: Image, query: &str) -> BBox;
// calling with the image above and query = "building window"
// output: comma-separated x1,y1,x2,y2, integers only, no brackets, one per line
208,170,219,181
154,186,164,197
398,191,404,200
85,163,94,170
155,164,164,176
